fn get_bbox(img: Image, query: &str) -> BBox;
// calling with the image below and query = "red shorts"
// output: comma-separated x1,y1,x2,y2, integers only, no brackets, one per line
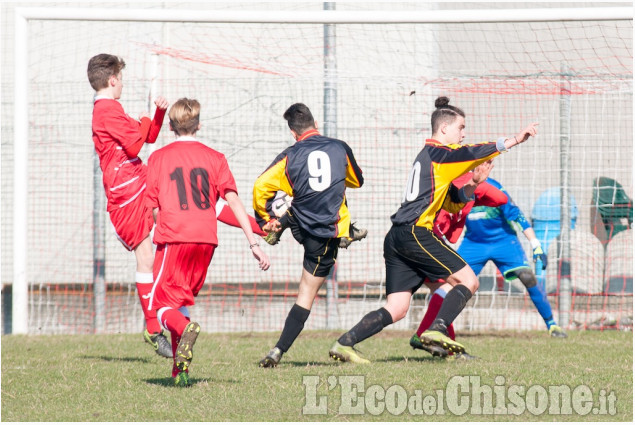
108,192,154,251
150,242,216,310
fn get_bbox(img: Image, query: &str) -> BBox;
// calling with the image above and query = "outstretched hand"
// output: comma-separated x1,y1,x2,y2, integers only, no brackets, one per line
515,122,539,144
471,160,494,185
251,245,270,271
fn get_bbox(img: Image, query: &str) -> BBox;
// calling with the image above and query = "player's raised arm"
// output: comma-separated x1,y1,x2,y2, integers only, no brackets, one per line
146,96,169,144
503,122,539,150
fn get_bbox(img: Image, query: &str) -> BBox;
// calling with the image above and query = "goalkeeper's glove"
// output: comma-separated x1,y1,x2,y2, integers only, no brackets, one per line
530,239,547,270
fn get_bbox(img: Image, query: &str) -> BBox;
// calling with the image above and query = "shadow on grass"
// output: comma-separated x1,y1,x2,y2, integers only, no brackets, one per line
381,355,446,363
278,360,336,367
145,377,241,387
80,355,151,363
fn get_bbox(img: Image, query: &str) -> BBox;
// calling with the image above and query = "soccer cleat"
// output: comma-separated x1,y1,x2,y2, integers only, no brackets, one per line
175,322,201,373
548,325,568,338
339,223,368,249
448,352,480,362
329,342,370,364
264,227,286,245
258,347,283,368
409,334,448,358
419,330,465,354
143,329,172,358
174,371,191,387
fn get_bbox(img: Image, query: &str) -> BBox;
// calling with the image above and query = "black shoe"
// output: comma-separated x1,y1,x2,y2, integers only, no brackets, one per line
339,223,368,249
409,334,448,358
144,329,172,358
259,347,283,367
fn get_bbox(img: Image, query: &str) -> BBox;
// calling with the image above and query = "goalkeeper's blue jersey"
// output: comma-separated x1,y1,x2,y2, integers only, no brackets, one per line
463,178,531,243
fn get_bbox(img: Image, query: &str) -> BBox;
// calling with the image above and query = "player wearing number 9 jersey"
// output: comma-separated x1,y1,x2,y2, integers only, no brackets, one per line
254,103,363,367
330,96,539,363
146,98,269,386
253,124,363,240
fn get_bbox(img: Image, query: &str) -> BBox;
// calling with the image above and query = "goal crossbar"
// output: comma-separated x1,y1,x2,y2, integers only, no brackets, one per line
15,6,634,23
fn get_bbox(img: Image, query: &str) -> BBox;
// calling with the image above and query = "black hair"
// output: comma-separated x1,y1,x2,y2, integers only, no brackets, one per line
283,103,315,135
431,96,465,134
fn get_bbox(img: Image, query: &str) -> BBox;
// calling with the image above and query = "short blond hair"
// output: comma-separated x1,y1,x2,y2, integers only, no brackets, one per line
169,98,200,136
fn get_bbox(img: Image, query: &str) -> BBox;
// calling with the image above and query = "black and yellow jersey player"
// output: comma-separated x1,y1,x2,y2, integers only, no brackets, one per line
253,103,365,368
253,107,367,248
330,96,539,364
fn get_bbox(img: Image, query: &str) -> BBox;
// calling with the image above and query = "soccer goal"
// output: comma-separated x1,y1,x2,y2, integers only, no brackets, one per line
3,2,632,335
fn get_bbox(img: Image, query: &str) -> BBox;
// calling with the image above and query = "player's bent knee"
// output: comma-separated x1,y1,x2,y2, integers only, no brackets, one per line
384,296,410,322
517,269,537,288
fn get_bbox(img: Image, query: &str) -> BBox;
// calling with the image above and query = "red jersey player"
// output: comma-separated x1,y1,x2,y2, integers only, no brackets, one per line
88,54,171,357
145,98,270,386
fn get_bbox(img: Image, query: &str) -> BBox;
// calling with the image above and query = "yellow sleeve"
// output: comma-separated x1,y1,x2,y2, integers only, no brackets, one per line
253,157,293,223
344,155,364,188
441,193,466,214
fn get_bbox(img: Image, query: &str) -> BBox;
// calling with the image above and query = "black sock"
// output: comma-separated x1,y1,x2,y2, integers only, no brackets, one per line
276,304,311,353
338,308,393,347
429,285,472,334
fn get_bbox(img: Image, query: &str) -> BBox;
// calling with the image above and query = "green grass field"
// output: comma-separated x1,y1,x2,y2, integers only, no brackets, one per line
2,330,632,421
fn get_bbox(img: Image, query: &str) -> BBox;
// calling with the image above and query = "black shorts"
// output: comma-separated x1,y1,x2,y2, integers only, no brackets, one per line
289,217,339,277
384,225,467,295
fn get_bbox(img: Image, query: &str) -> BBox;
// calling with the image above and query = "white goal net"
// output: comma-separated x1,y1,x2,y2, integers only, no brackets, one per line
1,2,632,335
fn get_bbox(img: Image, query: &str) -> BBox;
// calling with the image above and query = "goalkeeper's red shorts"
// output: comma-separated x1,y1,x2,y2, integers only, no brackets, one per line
150,242,216,311
108,191,154,251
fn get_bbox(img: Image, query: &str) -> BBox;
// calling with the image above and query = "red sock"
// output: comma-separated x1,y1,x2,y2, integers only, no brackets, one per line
171,330,180,377
162,310,190,377
160,308,190,336
135,279,161,334
416,292,456,340
447,323,455,340
217,205,266,236
416,292,444,336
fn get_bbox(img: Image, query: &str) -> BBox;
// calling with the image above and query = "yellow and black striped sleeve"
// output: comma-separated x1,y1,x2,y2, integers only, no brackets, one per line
441,184,467,214
430,141,500,183
253,151,294,226
341,141,364,188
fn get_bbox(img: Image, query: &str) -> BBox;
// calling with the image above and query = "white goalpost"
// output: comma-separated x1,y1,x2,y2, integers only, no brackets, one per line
10,4,633,335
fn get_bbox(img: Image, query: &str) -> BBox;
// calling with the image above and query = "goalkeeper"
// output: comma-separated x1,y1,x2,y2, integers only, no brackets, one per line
411,176,566,360
415,178,567,343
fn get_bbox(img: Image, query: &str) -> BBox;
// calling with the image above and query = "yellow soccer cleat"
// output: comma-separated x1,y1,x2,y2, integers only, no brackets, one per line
329,342,370,364
419,330,465,354
548,324,568,338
